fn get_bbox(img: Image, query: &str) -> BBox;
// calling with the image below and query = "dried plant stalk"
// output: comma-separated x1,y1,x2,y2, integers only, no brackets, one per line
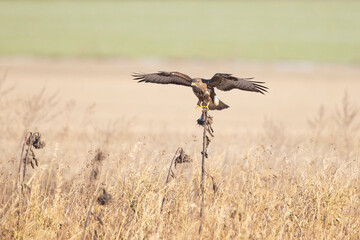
82,149,108,240
160,147,193,213
15,133,28,192
199,109,207,234
197,108,215,233
160,147,181,213
18,132,45,194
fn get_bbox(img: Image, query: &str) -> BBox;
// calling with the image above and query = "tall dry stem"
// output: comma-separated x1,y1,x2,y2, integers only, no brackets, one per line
198,108,214,234
160,147,181,213
82,149,107,240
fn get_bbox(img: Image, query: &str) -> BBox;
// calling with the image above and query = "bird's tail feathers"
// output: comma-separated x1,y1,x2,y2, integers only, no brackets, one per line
209,99,229,110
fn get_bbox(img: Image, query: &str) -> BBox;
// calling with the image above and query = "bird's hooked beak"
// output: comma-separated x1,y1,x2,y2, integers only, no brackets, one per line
191,82,197,87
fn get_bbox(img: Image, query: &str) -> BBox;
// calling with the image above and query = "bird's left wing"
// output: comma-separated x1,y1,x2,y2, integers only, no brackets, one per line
132,71,192,87
209,73,268,94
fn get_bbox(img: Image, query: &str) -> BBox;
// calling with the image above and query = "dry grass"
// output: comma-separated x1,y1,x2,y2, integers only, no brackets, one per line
1,64,360,239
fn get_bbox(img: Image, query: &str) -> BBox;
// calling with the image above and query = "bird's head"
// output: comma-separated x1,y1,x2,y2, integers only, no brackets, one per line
191,78,202,87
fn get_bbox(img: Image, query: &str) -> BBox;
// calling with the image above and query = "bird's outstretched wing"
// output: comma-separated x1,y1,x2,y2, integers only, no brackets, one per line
133,71,192,87
209,73,268,94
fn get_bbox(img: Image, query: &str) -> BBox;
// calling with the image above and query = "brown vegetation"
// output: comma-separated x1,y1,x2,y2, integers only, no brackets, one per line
0,62,360,239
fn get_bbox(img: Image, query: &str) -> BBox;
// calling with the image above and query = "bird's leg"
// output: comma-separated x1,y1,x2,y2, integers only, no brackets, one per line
196,101,210,110
204,102,210,111
196,101,204,109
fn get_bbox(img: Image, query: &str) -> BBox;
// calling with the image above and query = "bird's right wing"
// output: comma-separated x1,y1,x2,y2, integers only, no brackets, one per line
132,71,192,87
209,73,268,94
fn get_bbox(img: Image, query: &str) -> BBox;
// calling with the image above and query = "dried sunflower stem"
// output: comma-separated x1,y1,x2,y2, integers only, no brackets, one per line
15,132,28,192
1,132,35,221
199,108,208,234
160,147,182,213
19,132,32,194
21,143,32,194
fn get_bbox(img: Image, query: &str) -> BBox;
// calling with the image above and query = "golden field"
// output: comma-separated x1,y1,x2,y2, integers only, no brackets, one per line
0,59,360,239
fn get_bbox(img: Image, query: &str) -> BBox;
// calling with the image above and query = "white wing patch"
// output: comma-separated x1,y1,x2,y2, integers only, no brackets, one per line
214,96,220,106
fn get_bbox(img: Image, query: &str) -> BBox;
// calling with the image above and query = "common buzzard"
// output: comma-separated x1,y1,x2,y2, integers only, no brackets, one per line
133,72,268,110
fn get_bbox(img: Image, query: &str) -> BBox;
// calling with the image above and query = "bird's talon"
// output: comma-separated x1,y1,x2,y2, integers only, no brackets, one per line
196,101,210,110
205,103,210,111
196,101,204,109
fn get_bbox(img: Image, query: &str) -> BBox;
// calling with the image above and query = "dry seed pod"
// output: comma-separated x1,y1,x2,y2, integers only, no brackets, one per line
174,148,193,168
23,132,45,171
33,136,46,149
93,149,107,163
25,132,46,149
97,188,112,205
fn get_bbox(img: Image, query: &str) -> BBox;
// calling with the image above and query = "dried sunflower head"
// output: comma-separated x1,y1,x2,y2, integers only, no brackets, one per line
97,188,112,205
93,149,108,163
25,132,46,149
175,148,193,168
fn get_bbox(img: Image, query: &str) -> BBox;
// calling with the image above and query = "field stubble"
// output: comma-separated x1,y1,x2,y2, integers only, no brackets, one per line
0,59,360,239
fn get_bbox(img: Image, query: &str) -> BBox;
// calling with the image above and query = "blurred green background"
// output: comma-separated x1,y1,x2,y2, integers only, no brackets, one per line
0,1,359,63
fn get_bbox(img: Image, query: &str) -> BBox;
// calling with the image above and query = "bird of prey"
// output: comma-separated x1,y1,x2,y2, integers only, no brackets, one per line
133,71,268,110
